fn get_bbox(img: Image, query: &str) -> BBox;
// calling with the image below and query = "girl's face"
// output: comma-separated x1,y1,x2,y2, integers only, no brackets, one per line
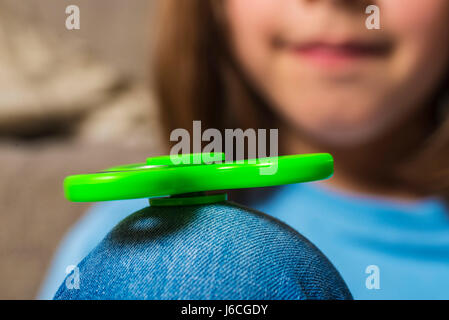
225,0,449,146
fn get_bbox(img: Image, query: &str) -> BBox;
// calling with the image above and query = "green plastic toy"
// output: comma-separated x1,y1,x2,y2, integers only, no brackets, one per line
64,153,334,206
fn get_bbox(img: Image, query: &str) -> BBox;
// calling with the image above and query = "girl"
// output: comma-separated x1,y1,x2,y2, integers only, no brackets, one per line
41,0,449,299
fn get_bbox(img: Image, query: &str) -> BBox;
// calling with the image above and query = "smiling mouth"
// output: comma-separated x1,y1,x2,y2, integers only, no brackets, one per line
286,40,393,67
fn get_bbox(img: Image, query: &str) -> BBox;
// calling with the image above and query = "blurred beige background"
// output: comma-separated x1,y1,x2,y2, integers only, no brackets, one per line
0,0,163,299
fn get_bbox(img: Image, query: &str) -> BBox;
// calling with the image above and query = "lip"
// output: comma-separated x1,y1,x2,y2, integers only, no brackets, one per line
286,39,391,68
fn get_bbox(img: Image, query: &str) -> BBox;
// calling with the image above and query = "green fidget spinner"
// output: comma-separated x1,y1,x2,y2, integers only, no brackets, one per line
64,153,333,206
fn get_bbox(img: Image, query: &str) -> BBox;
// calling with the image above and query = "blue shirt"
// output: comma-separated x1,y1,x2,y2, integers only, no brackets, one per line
38,182,449,299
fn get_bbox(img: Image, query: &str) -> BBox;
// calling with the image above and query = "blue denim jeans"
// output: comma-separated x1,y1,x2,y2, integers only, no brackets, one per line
54,201,352,300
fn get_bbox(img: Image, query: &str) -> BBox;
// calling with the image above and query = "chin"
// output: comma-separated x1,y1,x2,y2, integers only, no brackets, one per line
294,115,388,147
311,129,381,147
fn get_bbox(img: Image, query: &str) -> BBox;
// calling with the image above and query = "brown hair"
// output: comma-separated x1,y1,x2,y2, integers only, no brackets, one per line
152,0,449,200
